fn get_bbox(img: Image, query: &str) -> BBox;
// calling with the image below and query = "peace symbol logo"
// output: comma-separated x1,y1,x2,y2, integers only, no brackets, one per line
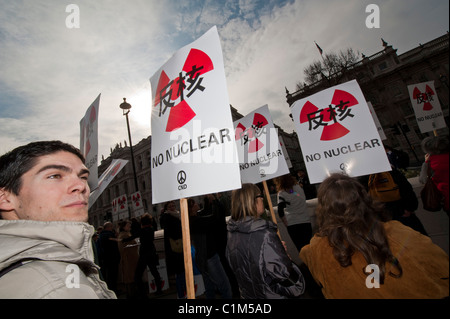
177,170,187,185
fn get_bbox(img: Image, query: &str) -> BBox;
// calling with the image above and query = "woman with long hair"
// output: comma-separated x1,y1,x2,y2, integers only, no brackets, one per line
226,183,305,299
300,173,448,298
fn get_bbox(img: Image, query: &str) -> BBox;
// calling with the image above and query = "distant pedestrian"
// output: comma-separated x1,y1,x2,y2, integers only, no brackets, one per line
134,214,162,297
275,174,312,252
98,222,121,293
160,201,185,298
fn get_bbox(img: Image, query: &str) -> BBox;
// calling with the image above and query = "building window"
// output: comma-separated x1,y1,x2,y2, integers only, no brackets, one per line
378,62,388,71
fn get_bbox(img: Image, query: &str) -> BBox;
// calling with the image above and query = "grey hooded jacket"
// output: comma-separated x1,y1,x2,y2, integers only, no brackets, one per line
0,220,116,299
226,217,305,299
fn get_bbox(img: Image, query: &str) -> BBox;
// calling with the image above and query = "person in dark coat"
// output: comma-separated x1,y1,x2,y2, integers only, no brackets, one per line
98,222,121,293
134,214,162,297
159,201,185,298
188,195,232,299
226,183,305,299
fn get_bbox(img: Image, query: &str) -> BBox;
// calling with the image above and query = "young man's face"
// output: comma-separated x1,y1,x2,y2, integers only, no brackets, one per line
3,151,90,222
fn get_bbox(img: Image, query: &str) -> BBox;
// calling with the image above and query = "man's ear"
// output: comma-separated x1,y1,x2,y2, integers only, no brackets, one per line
0,188,16,212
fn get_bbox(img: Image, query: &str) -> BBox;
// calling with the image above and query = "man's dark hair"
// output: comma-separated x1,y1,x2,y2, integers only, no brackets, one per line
0,140,85,195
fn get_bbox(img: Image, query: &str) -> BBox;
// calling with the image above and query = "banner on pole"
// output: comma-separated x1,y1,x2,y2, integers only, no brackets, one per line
80,93,101,189
150,26,241,204
234,105,289,183
407,81,446,133
88,159,128,208
291,80,391,183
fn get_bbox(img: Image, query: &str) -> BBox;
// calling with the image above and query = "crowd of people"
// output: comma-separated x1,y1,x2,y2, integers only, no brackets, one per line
0,138,449,299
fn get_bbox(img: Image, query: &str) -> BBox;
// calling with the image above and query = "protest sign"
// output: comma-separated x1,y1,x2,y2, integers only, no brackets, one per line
291,80,391,183
234,104,289,184
112,194,128,221
131,191,145,217
150,26,240,204
407,81,446,133
150,26,240,299
80,93,100,189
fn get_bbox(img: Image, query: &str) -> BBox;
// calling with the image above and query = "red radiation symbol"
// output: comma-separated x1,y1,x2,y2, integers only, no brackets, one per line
299,89,358,141
235,113,269,153
119,196,127,209
132,193,141,207
154,49,214,132
412,85,435,111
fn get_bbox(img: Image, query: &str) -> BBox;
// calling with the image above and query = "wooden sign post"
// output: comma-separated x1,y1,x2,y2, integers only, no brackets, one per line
179,198,195,299
262,180,281,239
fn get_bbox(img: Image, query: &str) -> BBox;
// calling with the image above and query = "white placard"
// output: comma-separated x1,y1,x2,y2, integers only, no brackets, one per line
112,194,128,221
131,191,145,217
150,26,240,204
88,159,128,208
291,80,391,183
407,81,446,133
234,105,289,183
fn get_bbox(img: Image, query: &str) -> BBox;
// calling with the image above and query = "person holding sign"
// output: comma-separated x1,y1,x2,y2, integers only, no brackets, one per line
160,201,185,299
419,136,449,214
188,196,232,299
300,173,449,299
226,184,305,299
275,174,312,252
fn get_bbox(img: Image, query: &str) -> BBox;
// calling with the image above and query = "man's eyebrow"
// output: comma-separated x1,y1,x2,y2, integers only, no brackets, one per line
37,165,90,176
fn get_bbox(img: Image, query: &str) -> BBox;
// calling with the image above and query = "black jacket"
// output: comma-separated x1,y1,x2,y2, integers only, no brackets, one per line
226,217,305,299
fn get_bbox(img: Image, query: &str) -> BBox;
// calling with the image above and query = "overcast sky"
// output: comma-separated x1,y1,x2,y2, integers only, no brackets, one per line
0,0,448,160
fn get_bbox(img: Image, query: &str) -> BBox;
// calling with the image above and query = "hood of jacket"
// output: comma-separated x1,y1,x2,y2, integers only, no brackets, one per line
227,216,277,234
0,220,96,272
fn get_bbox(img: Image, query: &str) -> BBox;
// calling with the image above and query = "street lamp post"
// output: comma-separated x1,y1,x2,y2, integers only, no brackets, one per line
119,98,139,193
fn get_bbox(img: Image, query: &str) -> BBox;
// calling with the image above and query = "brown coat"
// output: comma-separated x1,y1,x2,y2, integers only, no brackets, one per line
300,220,449,299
